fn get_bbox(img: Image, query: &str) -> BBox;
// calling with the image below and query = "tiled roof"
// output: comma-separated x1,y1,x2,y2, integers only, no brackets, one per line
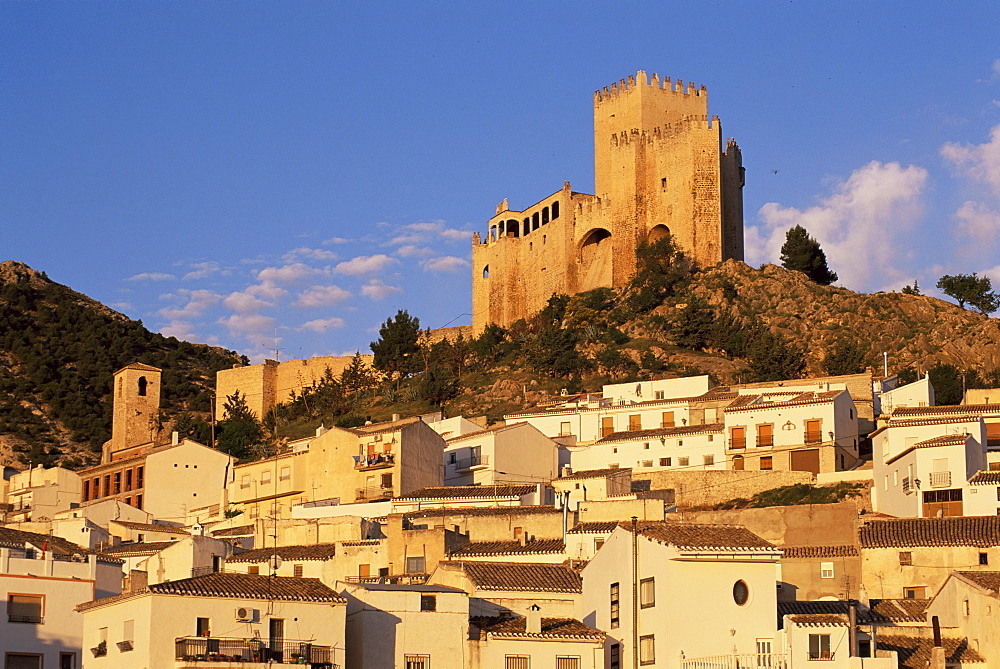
0,526,107,559
116,362,161,373
778,600,877,625
451,539,565,557
567,521,620,534
885,415,982,429
631,522,777,551
504,394,705,419
226,543,338,563
779,545,859,558
892,404,1000,417
471,616,604,640
77,573,345,611
460,561,582,593
785,613,849,626
878,635,985,668
346,416,421,437
446,423,522,443
556,467,630,481
969,471,1000,485
869,598,929,623
210,524,255,537
955,570,1000,593
884,433,973,465
595,423,723,445
404,506,557,520
724,390,844,414
108,520,189,534
100,541,178,557
860,516,1000,548
397,485,537,500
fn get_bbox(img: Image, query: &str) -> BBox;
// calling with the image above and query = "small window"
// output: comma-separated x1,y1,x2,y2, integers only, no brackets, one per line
733,580,750,606
60,653,77,669
595,537,605,551
280,467,291,481
610,644,621,669
963,599,970,615
241,475,250,488
8,594,43,623
196,617,210,636
678,456,689,467
505,656,530,669
420,594,437,611
660,458,669,466
898,551,912,566
903,586,927,599
703,454,714,466
381,473,393,489
560,421,572,436
629,414,642,431
137,376,147,396
654,391,665,400
820,562,834,579
248,565,259,575
640,577,655,608
639,635,655,665
405,655,430,669
980,552,989,566
808,634,832,660
406,556,426,574
610,582,620,628
261,470,272,484
760,456,773,471
293,564,304,578
556,658,579,669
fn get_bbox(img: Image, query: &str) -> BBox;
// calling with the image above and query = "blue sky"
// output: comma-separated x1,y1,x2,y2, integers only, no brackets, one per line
4,2,1000,362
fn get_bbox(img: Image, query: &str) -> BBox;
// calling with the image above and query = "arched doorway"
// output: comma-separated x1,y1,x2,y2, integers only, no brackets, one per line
647,224,670,243
579,228,613,292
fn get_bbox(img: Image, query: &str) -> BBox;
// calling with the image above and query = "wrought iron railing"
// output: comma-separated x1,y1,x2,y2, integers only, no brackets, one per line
353,452,395,469
681,654,787,669
8,614,43,624
175,636,334,666
454,454,489,470
355,486,392,501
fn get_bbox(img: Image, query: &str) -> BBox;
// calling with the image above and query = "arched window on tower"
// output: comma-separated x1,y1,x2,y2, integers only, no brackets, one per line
137,376,147,397
482,265,490,279
542,207,550,225
552,201,560,219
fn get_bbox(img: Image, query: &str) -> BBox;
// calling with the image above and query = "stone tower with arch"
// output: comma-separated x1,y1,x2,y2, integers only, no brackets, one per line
471,70,744,332
110,362,162,455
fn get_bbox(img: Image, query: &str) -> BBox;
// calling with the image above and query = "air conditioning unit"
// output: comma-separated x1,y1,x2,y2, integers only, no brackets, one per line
235,607,257,623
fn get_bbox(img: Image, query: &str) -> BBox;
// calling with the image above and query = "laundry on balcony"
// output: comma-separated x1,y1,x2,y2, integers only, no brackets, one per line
354,452,395,469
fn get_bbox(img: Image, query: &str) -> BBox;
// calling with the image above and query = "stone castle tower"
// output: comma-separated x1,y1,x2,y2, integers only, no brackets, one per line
110,362,162,455
471,70,745,332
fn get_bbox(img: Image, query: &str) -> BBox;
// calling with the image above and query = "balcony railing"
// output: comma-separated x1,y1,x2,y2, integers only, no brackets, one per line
355,486,393,502
8,614,43,624
930,471,952,488
454,454,489,470
191,566,220,578
343,573,429,585
805,431,822,444
175,637,334,666
353,452,395,470
681,654,787,669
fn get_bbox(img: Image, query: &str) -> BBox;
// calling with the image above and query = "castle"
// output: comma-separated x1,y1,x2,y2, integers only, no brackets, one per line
471,70,745,332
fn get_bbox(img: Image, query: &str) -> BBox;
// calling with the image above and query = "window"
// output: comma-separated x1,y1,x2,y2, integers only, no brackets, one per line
703,454,715,466
808,633,832,660
280,467,290,481
898,551,912,566
556,658,580,669
136,467,144,489
60,653,77,669
241,474,250,488
359,564,371,578
381,473,393,488
760,456,773,471
660,458,670,466
820,562,834,579
730,426,746,449
629,414,642,431
661,411,675,428
654,391,665,400
8,594,43,623
406,556,426,573
903,586,927,599
560,422,572,436
261,470,272,484
610,644,621,669
610,582,620,628
733,580,750,606
293,564,304,577
805,419,822,444
595,537,605,552
5,656,42,669
119,618,134,652
981,552,990,565
405,655,430,669
640,577,655,608
733,455,745,470
639,635,655,665
248,565,260,575
420,594,437,611
601,417,615,438
505,656,530,669
137,376,147,396
678,456,689,467
756,423,774,447
963,599,970,615
196,617,210,636
125,469,132,491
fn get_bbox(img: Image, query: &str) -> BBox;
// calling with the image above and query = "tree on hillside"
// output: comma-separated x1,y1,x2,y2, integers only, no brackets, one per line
621,236,694,315
780,225,838,285
901,280,922,295
821,340,869,376
936,273,1000,314
370,310,421,380
216,391,265,460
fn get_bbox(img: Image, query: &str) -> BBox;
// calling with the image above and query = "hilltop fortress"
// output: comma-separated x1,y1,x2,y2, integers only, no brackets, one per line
471,70,745,332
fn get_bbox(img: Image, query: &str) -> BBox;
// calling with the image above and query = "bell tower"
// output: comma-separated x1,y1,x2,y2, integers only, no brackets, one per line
110,362,162,456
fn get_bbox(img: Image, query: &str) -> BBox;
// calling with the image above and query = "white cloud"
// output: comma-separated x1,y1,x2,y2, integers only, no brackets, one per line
218,313,278,351
158,289,222,320
421,256,471,273
183,261,226,280
283,247,339,262
335,254,398,275
223,291,272,314
395,245,435,258
361,279,401,300
941,125,1000,195
293,284,351,308
299,317,347,332
388,233,425,246
127,272,175,282
246,282,289,301
387,221,475,247
748,160,928,291
160,321,201,342
257,262,324,285
322,236,352,245
955,200,1000,244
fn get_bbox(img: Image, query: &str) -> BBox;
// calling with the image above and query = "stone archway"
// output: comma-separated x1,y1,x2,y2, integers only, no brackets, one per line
647,224,670,243
579,228,613,292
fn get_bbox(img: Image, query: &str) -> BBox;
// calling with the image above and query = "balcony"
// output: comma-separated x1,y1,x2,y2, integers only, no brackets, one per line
355,486,393,502
681,654,787,669
353,452,395,471
343,573,429,585
929,471,952,488
454,454,489,470
175,637,335,667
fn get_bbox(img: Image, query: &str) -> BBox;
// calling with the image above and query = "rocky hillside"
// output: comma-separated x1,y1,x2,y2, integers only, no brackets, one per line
690,260,1000,375
0,261,245,469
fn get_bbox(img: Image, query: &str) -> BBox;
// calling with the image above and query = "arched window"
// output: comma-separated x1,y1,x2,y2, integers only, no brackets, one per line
506,220,519,238
647,224,670,243
482,266,490,279
732,455,744,471
532,212,540,229
542,207,550,225
551,201,560,220
137,376,147,397
523,219,530,236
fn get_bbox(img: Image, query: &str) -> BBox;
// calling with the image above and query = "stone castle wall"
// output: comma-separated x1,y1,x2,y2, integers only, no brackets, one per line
471,70,745,333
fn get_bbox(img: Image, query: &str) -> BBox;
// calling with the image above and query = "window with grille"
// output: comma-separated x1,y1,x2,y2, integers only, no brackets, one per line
629,414,642,431
808,634,832,659
505,656,530,669
406,556,426,574
898,551,912,565
556,657,580,669
730,426,746,449
757,424,774,447
404,654,430,669
805,419,822,444
293,564,304,578
760,456,773,471
610,644,621,669
420,595,436,612
610,582,620,628
640,635,655,665
662,411,675,428
640,577,655,608
8,594,43,623
820,562,834,579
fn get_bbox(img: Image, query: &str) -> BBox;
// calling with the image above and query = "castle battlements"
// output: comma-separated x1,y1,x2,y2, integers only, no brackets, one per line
594,70,707,104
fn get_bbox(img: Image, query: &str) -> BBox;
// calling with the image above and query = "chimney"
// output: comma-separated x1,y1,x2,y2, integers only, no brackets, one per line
519,532,528,547
171,431,179,446
562,464,572,478
526,604,541,634
392,413,400,422
847,600,858,657
930,615,945,669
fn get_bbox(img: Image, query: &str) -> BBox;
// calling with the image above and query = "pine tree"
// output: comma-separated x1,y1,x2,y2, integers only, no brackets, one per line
370,310,422,380
780,225,838,285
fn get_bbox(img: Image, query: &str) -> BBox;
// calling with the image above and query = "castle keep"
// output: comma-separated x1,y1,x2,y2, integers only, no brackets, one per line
471,70,745,332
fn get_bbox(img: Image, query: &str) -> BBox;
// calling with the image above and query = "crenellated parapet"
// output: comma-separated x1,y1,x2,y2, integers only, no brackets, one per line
594,70,707,104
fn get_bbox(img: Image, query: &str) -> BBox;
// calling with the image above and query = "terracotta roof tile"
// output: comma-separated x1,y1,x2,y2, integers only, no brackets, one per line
893,404,1000,417
724,391,845,414
226,543,338,563
404,506,558,520
557,468,630,481
346,416,421,437
869,598,929,623
398,485,537,500
109,520,189,534
884,433,972,465
0,526,107,559
955,570,1000,593
445,423,522,443
459,561,582,592
630,522,777,551
878,635,985,668
595,424,723,445
860,516,1000,548
210,525,255,537
100,541,178,557
567,521,620,534
451,539,565,557
471,616,603,640
780,545,859,559
969,471,1000,485
116,362,161,373
785,613,849,626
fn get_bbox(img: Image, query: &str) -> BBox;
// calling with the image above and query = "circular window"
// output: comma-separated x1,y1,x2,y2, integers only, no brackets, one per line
733,580,750,606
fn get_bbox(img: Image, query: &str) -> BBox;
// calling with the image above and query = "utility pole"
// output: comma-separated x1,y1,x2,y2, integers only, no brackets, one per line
632,516,639,669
